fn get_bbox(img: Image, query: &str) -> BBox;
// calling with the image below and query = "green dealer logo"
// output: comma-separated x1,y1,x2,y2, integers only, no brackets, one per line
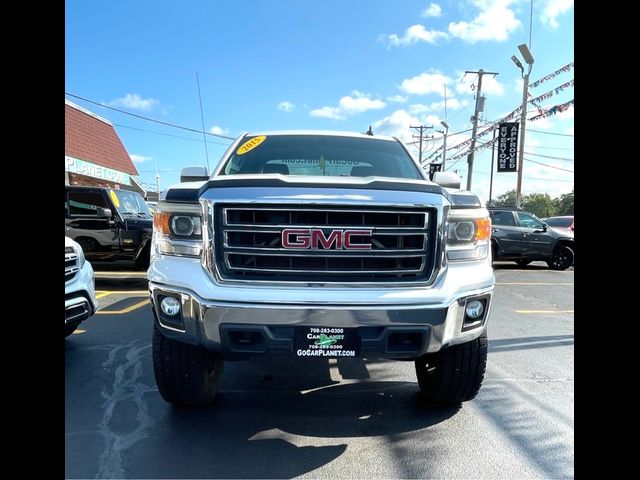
314,334,338,347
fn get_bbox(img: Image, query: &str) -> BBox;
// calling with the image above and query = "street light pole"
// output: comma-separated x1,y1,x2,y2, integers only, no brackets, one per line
514,43,534,208
440,120,449,171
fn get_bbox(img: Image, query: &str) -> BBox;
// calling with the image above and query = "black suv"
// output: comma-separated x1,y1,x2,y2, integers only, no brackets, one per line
488,207,574,270
65,186,153,269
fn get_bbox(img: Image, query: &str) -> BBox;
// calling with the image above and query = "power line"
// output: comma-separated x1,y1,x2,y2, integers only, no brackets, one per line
527,145,574,151
528,128,573,137
113,123,231,146
523,151,574,161
524,157,574,173
65,92,235,140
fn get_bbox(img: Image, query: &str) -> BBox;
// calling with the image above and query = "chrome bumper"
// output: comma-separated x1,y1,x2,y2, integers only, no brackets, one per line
149,258,494,357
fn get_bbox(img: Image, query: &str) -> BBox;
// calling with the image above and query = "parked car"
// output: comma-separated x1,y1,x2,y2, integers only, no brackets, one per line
488,207,574,270
65,236,97,337
542,215,574,233
65,186,153,269
146,201,158,215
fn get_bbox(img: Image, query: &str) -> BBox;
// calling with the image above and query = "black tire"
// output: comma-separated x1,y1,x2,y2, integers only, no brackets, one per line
547,245,574,271
65,321,79,337
135,244,151,270
152,324,224,407
491,242,498,263
515,259,532,267
415,330,488,405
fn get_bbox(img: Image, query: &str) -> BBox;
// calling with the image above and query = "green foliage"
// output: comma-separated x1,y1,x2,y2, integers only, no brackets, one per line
486,189,517,208
522,193,556,218
554,189,574,215
487,188,574,218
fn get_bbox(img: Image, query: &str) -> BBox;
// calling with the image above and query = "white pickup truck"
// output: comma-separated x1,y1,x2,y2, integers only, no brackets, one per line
148,131,494,408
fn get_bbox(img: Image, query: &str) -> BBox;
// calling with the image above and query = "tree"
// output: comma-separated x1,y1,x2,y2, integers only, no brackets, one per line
522,193,557,218
487,189,517,208
554,189,574,215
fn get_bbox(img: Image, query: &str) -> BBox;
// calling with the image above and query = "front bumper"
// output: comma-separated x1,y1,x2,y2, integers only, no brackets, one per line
149,255,494,358
65,261,97,325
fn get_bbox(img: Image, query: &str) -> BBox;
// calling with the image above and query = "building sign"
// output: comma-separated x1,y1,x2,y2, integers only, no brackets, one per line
65,156,130,184
497,123,519,173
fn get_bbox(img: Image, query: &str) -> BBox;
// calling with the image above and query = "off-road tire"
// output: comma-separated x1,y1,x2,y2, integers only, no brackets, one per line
415,330,488,405
65,321,79,337
153,324,224,407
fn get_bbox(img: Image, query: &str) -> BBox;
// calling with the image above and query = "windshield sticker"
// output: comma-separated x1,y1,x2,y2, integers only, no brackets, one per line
109,190,120,208
237,135,266,155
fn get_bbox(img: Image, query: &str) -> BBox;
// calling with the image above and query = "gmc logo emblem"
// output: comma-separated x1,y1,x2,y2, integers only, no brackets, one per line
282,229,373,250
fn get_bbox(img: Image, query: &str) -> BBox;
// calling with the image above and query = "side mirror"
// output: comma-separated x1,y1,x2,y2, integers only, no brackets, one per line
535,224,548,233
96,207,112,218
180,166,210,183
432,171,461,189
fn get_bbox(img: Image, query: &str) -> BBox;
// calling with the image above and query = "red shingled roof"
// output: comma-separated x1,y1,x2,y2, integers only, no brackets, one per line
65,101,138,176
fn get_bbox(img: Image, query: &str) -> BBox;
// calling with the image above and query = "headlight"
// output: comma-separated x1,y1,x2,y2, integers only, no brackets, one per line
74,245,86,269
446,210,491,261
153,202,203,257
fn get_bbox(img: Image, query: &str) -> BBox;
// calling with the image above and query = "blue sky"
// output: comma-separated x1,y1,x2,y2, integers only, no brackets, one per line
65,0,573,201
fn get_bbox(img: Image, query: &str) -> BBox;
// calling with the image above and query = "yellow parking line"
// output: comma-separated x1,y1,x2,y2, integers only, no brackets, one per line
497,282,573,285
515,310,574,314
96,290,149,296
96,299,150,315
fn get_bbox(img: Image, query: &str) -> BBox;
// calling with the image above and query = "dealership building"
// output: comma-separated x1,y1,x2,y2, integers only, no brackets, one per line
65,100,155,198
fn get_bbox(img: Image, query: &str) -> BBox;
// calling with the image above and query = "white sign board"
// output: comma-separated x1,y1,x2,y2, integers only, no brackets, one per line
65,156,130,184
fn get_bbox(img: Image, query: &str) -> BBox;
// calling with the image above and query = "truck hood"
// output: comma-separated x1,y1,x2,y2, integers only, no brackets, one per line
164,174,454,203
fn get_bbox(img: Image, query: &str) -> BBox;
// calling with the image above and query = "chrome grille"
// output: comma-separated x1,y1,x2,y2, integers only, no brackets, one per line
65,246,79,282
214,205,437,283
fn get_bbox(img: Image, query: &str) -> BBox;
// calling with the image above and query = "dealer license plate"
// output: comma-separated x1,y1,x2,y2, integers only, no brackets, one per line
294,327,360,358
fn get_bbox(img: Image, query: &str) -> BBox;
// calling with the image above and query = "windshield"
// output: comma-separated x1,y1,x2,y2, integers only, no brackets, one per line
220,134,423,180
112,189,152,216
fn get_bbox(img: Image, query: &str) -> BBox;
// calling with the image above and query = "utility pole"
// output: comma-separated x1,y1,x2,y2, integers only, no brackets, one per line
410,125,433,163
464,69,498,191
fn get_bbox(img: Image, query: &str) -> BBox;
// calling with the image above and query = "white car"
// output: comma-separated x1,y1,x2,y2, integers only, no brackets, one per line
65,236,97,337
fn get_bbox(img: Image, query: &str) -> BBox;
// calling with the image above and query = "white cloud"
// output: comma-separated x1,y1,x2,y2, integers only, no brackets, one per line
514,78,524,93
456,72,505,96
430,98,462,111
130,154,152,164
448,0,521,43
277,101,295,112
409,104,432,114
309,106,344,120
385,24,449,47
555,106,574,121
310,91,386,120
372,109,422,144
400,71,451,96
421,3,443,18
210,125,229,135
387,94,408,103
540,0,573,29
110,94,159,112
409,98,461,114
565,127,574,135
528,114,554,129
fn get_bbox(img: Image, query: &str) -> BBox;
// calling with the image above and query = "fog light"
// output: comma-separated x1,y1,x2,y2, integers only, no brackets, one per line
160,296,181,316
465,300,484,319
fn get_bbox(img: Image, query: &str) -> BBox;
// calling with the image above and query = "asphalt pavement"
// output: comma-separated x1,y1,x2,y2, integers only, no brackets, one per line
66,262,574,479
